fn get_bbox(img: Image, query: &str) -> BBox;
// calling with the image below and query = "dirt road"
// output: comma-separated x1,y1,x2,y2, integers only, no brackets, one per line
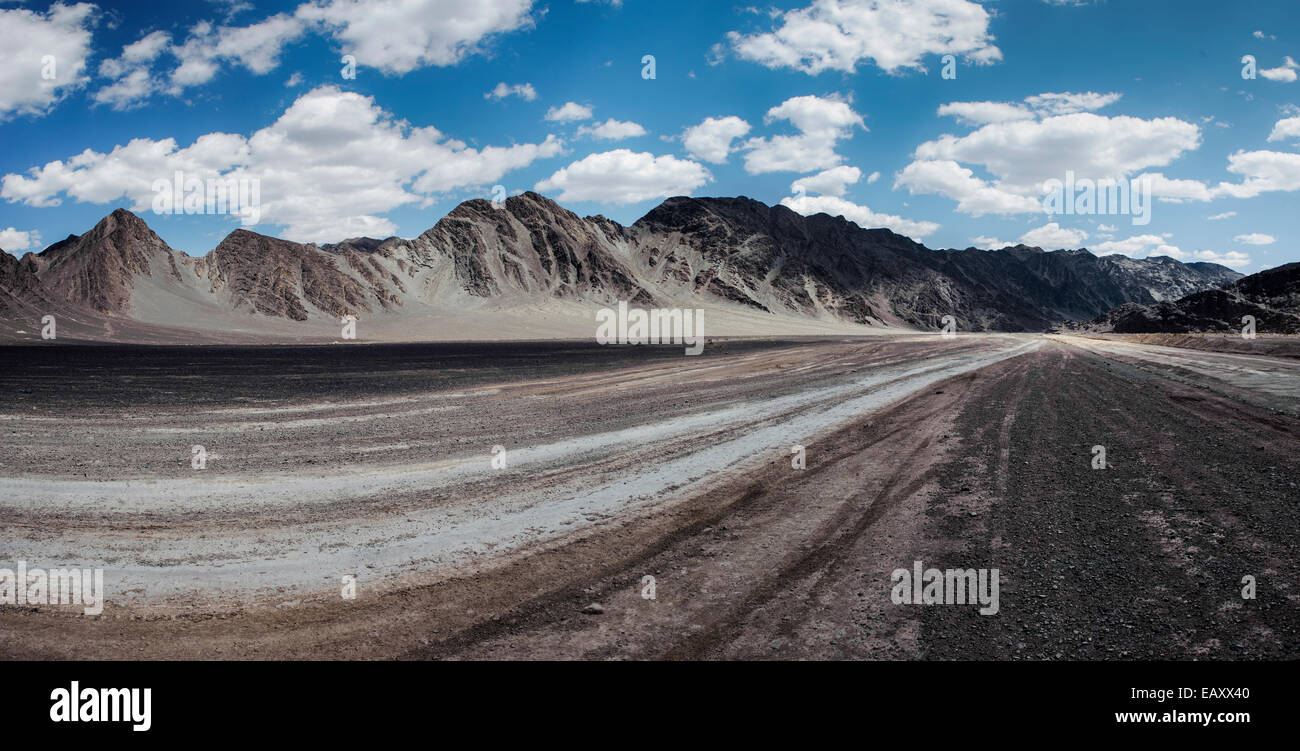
1,335,1296,659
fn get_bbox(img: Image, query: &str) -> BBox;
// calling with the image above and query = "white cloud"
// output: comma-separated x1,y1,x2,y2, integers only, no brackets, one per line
534,149,711,204
164,13,309,99
1019,222,1087,248
286,71,304,87
866,170,880,183
938,91,1120,126
0,2,96,120
1021,91,1122,115
1233,233,1275,245
95,1,537,107
937,101,1034,126
485,81,537,101
1267,115,1300,142
1207,211,1236,220
1259,57,1299,82
544,101,593,122
99,30,172,80
298,0,534,74
791,166,862,197
1136,172,1218,202
93,70,160,111
727,0,1001,75
1142,246,1252,268
914,113,1200,194
1,86,564,242
894,159,1042,215
577,118,647,140
969,235,1006,248
93,31,175,110
1213,149,1300,199
1091,234,1183,258
0,227,41,252
898,110,1204,214
780,194,938,238
742,95,864,174
214,12,307,74
1189,249,1250,268
971,222,1087,250
681,116,751,163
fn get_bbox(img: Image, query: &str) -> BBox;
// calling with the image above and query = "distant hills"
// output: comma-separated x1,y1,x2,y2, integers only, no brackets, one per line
0,192,1243,343
1089,261,1300,335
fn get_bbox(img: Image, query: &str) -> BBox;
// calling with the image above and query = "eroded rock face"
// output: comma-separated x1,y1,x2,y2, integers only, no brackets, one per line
0,196,1248,337
413,192,652,304
1099,262,1300,334
630,196,1243,331
0,250,48,314
207,229,380,320
35,208,180,314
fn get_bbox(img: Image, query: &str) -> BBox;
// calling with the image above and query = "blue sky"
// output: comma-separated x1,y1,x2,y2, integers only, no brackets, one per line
1,0,1298,272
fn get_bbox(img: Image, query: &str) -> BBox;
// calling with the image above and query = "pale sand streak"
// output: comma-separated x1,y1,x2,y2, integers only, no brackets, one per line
2,338,1041,605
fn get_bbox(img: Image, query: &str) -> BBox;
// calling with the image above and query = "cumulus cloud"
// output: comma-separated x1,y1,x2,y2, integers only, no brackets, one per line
298,0,534,74
1090,233,1184,259
903,92,1300,217
742,95,864,174
1233,233,1275,245
1187,249,1251,268
94,31,173,109
1144,245,1252,268
1267,115,1300,143
971,222,1087,249
1021,91,1122,115
485,82,537,101
544,101,593,122
791,166,862,197
915,113,1200,194
899,102,1207,215
1020,222,1088,248
937,91,1120,126
937,101,1036,126
1213,149,1300,199
1,86,563,242
99,30,172,80
0,2,96,120
90,0,537,108
780,194,938,239
576,118,647,140
894,159,1041,215
1207,211,1236,220
681,116,751,163
727,0,1001,75
0,227,41,252
534,149,711,204
1259,57,1299,83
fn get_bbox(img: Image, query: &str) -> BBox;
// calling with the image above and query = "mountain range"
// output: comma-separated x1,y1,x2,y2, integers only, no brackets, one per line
0,192,1245,343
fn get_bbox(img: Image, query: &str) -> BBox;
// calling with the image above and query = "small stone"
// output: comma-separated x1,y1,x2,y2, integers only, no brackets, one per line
581,602,605,615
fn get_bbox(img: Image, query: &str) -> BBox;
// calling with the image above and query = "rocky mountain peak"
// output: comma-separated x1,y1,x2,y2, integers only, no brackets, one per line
33,207,180,314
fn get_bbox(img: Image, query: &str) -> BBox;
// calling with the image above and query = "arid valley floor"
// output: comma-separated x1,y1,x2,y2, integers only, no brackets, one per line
1,334,1298,660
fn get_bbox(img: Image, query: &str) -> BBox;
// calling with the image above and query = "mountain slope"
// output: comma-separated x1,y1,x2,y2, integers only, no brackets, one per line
32,208,188,315
1092,262,1300,334
629,196,1241,331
